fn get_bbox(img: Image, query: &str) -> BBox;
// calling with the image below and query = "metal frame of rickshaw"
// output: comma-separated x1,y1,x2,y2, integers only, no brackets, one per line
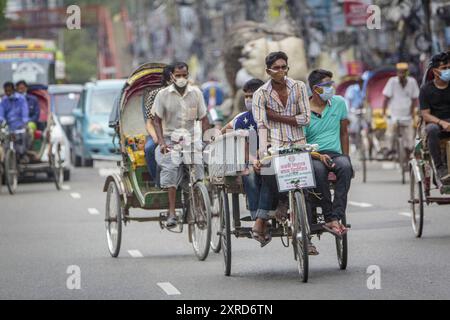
408,66,450,238
208,131,349,282
102,62,213,261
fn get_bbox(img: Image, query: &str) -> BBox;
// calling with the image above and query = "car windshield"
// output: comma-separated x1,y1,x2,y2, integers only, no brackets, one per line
53,92,80,116
89,89,120,115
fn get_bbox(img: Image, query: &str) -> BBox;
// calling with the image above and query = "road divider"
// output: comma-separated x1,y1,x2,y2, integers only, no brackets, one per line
70,193,81,199
348,201,373,208
88,208,100,215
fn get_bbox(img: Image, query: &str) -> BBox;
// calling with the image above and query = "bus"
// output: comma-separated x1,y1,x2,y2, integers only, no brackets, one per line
0,38,65,90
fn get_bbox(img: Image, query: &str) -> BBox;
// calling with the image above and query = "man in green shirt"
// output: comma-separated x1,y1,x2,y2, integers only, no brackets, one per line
305,69,353,237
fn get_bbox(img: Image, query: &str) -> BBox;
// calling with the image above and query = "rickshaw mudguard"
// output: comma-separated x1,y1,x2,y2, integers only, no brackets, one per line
103,173,128,206
409,158,423,183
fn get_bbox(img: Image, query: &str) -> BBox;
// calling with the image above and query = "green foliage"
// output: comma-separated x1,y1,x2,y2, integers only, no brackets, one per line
63,29,97,83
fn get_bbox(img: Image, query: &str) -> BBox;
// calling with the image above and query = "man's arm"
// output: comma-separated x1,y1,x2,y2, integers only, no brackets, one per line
421,109,450,131
201,116,210,136
0,100,5,124
266,109,297,126
252,90,269,158
410,98,418,119
145,119,158,143
153,115,167,152
382,96,390,117
340,119,350,155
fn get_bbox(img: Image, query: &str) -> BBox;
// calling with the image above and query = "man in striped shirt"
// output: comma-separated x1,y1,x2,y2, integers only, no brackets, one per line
250,51,311,246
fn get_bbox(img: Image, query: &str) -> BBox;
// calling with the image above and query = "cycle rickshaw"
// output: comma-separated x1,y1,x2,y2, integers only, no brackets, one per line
207,131,350,282
1,85,68,195
364,68,413,184
103,63,213,260
408,66,450,238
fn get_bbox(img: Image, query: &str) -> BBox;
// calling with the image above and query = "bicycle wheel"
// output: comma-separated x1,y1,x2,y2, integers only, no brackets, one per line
209,185,222,253
52,145,64,191
5,149,18,195
292,191,309,282
220,189,232,276
105,180,123,257
410,168,424,238
336,215,348,270
189,182,212,261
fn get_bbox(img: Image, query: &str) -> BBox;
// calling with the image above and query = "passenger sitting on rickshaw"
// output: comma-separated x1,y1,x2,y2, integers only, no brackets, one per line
221,78,265,220
0,82,30,163
15,80,40,141
305,69,352,237
252,51,311,247
153,62,210,229
143,64,173,184
381,63,419,158
419,52,450,183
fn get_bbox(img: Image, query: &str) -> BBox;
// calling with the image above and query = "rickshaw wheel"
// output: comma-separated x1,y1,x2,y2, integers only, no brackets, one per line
220,189,232,276
293,191,309,283
51,145,64,191
189,182,212,261
5,149,18,195
410,168,424,238
336,215,348,270
209,185,222,253
105,180,123,257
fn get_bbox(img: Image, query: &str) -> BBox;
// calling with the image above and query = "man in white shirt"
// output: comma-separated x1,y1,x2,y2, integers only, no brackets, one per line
382,62,420,155
153,62,210,228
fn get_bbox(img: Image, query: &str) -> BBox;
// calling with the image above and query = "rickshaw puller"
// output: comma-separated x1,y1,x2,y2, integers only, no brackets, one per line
0,82,30,162
153,62,210,228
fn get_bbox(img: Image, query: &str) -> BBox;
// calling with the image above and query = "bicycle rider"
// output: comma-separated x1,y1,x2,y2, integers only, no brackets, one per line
382,62,420,158
0,82,30,163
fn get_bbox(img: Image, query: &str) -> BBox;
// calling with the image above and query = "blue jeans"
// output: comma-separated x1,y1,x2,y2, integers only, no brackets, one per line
311,152,353,222
144,137,157,180
242,171,261,220
255,174,283,220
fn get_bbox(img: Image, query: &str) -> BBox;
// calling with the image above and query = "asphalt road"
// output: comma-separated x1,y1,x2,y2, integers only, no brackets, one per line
1,159,450,300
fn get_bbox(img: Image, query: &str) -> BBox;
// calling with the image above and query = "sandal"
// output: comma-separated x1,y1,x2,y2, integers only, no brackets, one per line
339,223,349,235
323,221,343,238
251,230,267,245
308,243,319,256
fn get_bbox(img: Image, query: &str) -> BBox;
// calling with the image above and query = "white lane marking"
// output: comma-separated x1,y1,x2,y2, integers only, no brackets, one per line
157,282,181,296
348,201,373,208
88,208,100,215
70,192,81,199
61,185,71,191
128,250,144,258
399,212,412,217
99,168,120,177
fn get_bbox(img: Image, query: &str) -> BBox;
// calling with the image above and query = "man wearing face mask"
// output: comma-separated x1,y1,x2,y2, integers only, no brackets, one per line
153,62,210,229
381,63,419,158
419,52,450,183
221,78,265,220
0,82,30,162
304,69,352,238
251,51,311,247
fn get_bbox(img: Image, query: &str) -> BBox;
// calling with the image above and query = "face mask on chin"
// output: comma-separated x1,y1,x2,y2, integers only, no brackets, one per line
268,69,286,83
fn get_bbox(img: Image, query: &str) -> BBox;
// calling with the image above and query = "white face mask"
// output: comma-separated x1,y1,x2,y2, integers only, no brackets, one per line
173,77,188,88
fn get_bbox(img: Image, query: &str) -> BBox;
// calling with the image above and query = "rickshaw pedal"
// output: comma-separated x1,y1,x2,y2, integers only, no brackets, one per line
240,216,252,221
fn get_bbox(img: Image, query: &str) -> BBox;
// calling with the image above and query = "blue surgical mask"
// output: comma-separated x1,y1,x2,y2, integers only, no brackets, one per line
245,98,253,111
318,86,334,101
439,69,450,82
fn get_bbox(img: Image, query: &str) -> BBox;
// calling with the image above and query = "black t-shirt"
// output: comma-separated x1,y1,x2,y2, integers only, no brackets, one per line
419,81,450,119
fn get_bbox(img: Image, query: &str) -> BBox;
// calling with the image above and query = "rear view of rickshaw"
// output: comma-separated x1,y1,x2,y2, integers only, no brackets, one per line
1,85,66,194
103,63,212,261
